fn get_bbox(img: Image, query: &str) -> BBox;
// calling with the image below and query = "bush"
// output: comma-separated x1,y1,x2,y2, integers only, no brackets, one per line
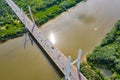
87,20,120,78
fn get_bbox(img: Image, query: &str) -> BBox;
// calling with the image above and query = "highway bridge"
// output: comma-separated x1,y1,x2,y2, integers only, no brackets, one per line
5,0,87,80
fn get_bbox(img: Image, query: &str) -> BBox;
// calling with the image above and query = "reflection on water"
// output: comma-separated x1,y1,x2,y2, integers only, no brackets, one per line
41,0,120,61
78,14,96,24
1,0,120,79
0,37,60,80
94,27,98,31
49,33,56,45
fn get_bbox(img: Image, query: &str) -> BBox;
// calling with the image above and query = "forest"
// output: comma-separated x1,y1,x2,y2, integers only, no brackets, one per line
87,20,120,79
0,0,82,42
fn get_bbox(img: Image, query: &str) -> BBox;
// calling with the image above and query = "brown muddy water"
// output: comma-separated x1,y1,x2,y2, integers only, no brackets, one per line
0,37,60,80
0,0,120,80
41,0,120,61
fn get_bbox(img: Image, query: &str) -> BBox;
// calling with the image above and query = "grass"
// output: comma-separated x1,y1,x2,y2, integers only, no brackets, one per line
0,0,83,42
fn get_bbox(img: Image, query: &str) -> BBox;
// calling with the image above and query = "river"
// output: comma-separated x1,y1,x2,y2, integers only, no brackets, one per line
0,0,120,80
0,37,60,80
41,0,120,61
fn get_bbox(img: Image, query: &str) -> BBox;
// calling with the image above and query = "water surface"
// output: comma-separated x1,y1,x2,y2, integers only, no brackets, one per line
0,37,60,80
41,0,120,61
0,0,120,79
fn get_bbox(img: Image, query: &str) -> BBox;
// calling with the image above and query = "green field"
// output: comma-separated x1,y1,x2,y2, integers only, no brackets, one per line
87,20,120,79
0,0,82,42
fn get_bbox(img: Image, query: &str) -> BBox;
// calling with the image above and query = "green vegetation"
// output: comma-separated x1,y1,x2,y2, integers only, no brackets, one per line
0,0,83,42
0,0,26,42
87,20,120,79
13,0,83,25
80,62,107,80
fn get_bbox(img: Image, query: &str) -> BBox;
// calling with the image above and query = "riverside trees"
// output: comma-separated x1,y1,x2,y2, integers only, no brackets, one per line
87,20,120,79
0,0,83,42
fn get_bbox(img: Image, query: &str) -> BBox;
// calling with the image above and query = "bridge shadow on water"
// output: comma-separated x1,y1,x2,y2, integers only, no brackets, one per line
29,32,64,79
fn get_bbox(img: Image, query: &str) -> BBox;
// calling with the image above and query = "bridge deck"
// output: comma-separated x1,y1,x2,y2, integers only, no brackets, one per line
5,0,87,80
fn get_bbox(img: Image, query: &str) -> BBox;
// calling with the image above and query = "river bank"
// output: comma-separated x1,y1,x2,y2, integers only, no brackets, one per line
0,0,83,42
40,0,120,79
87,20,120,79
1,0,120,80
41,0,120,61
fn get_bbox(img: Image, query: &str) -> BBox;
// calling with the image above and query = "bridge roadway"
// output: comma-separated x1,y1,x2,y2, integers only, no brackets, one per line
5,0,87,80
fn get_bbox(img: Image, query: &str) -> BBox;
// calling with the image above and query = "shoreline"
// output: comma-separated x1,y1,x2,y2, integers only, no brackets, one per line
0,0,83,43
87,20,120,79
41,1,85,28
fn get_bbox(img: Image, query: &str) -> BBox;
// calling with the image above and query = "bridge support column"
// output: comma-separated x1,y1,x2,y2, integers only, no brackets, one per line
77,49,82,71
65,56,71,80
28,6,35,32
